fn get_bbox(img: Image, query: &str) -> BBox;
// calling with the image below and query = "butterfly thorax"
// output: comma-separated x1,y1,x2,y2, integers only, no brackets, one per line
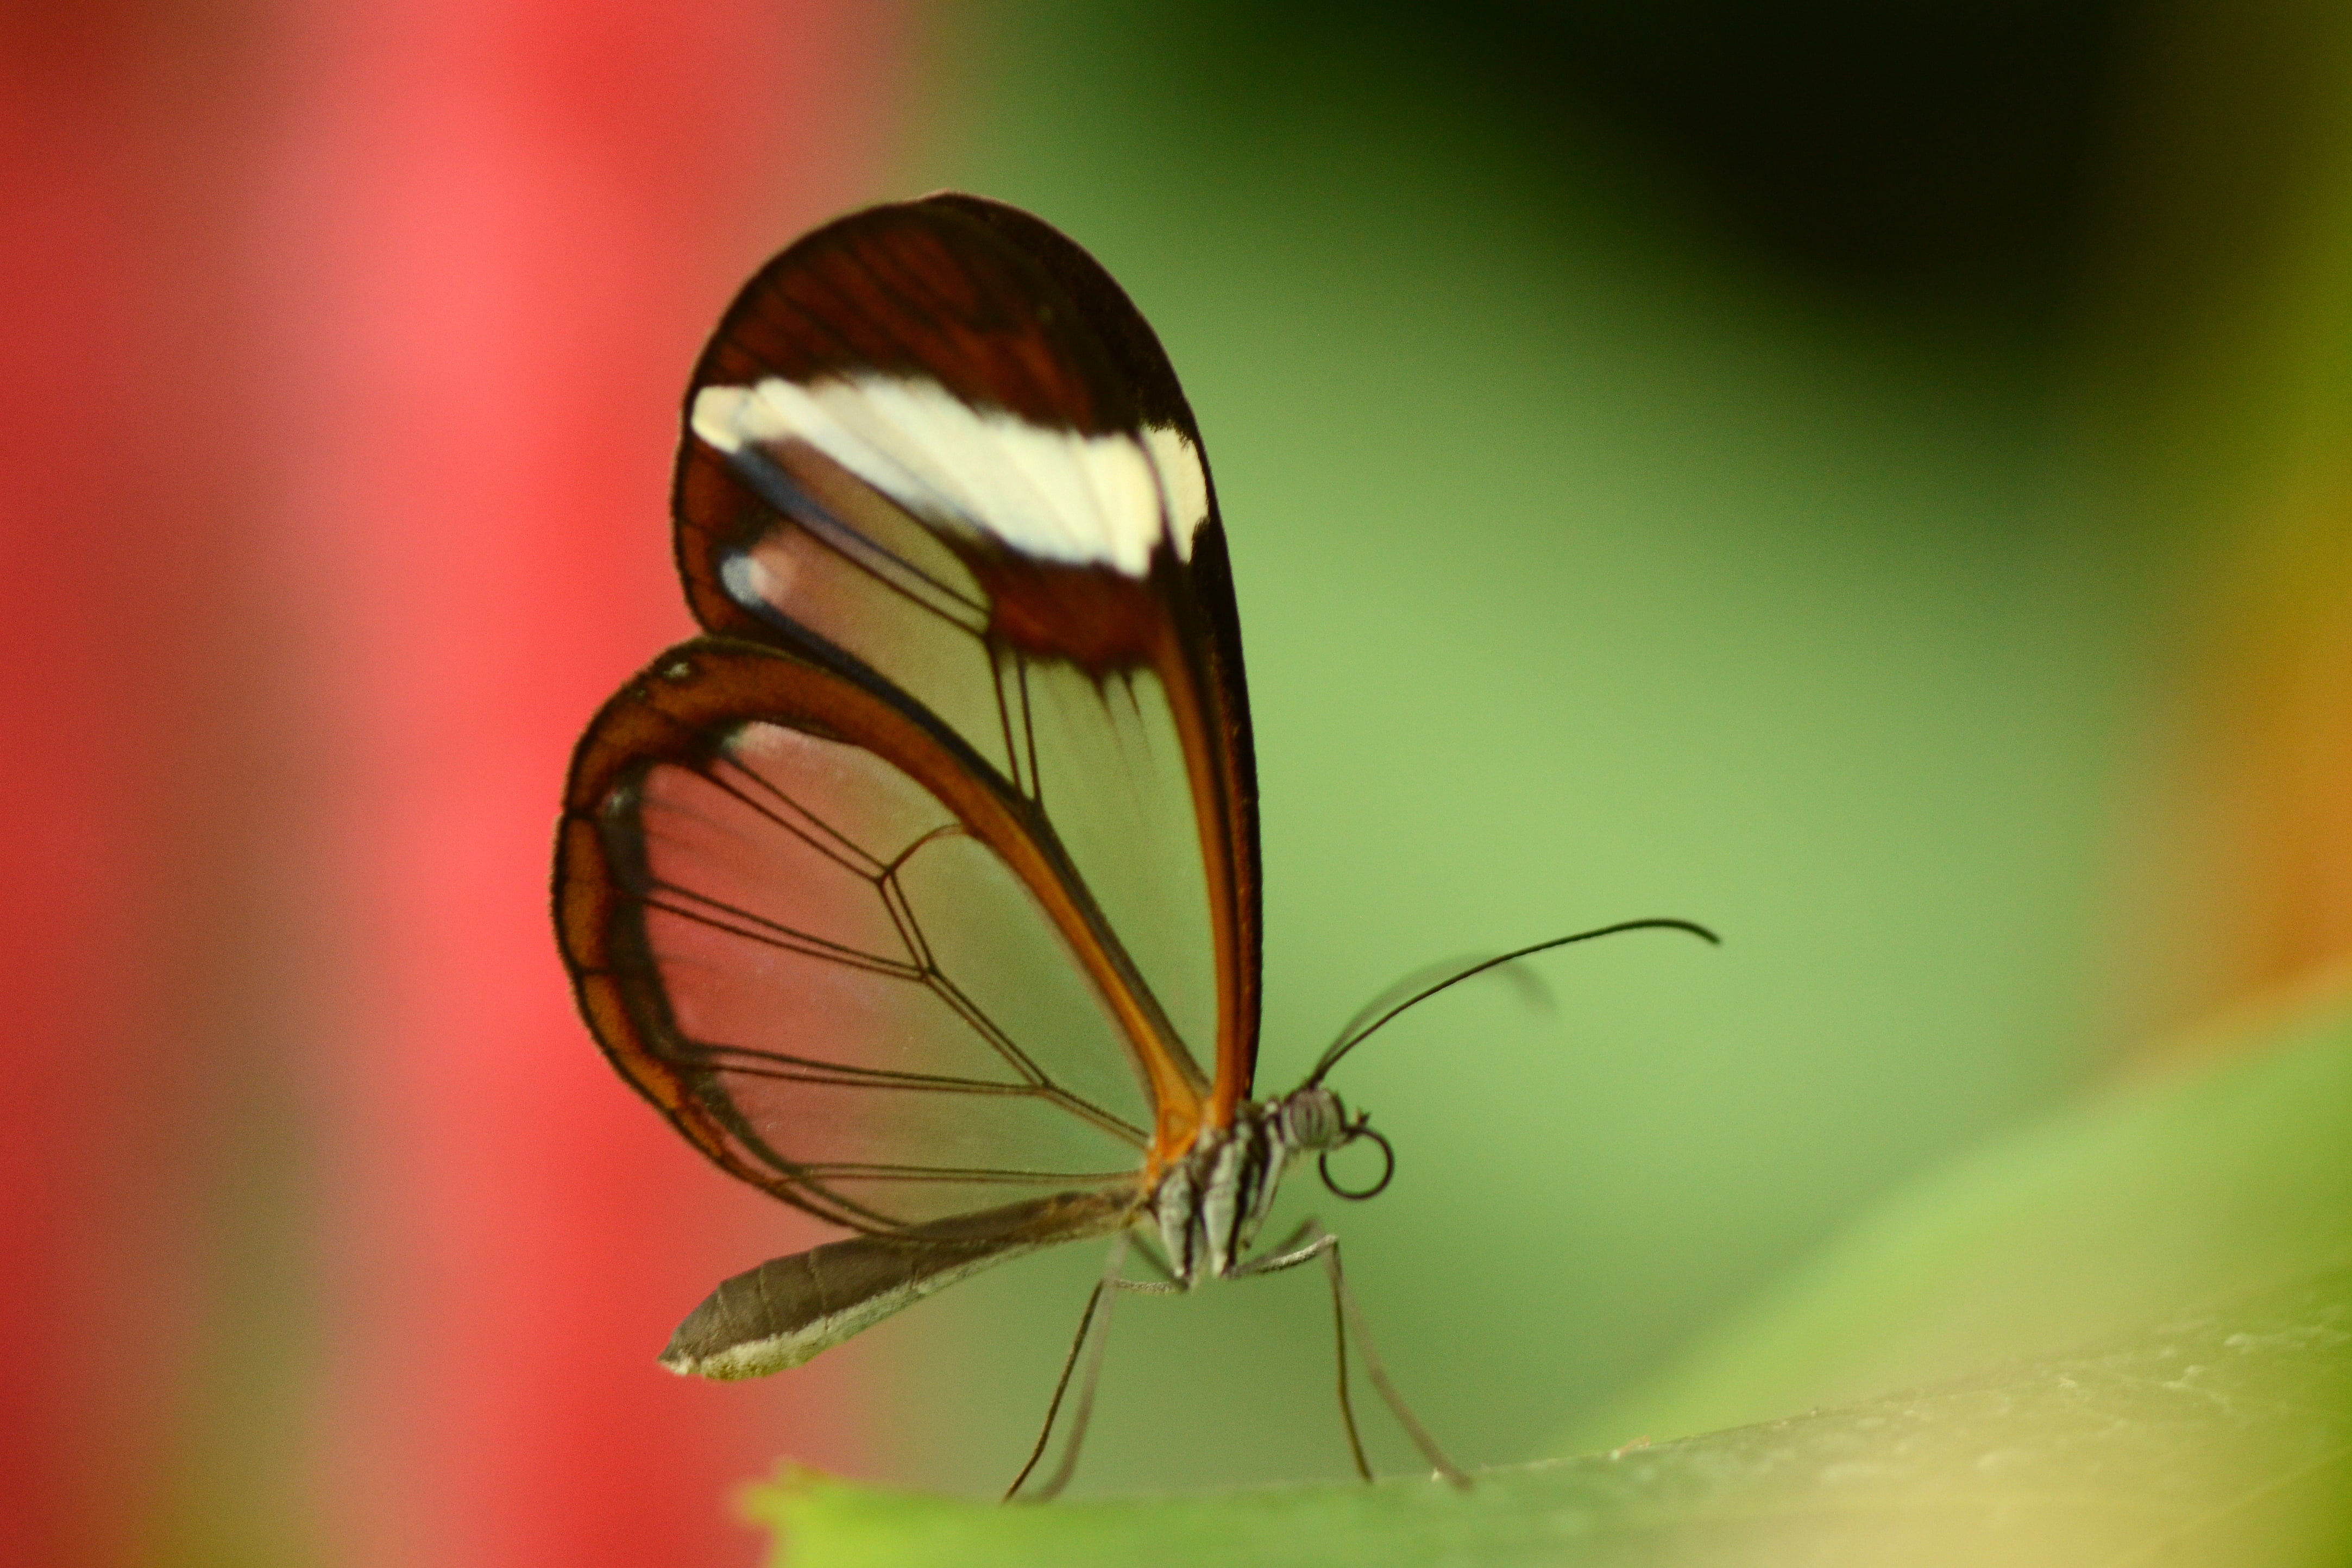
1149,1085,1347,1285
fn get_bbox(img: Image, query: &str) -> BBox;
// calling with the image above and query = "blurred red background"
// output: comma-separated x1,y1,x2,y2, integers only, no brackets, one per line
3,3,902,1564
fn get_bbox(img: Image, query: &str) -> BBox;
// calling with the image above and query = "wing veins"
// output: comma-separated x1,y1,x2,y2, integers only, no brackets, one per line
1035,1084,1149,1148
1018,654,1040,806
645,890,918,976
877,862,939,973
702,756,887,880
873,839,1106,1110
793,1162,1140,1184
990,640,1026,798
687,1094,927,1232
915,964,1049,1086
865,869,1154,1146
920,968,1150,1147
876,879,1050,1087
699,1051,1045,1093
720,444,990,631
699,1055,1144,1145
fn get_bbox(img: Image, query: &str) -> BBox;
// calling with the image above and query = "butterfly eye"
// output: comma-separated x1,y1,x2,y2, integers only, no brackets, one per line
1275,1085,1345,1149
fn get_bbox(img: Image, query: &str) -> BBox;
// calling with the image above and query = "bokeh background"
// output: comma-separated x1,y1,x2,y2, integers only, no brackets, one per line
6,2,2347,1564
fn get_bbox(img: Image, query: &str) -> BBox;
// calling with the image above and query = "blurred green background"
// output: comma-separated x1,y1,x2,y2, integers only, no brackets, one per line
814,0,2352,1497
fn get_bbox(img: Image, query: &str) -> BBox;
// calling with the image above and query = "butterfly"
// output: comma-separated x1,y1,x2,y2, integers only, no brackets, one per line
552,193,1713,1498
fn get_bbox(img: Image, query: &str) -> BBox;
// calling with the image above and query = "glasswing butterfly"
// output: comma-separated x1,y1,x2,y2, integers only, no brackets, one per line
552,193,1713,1497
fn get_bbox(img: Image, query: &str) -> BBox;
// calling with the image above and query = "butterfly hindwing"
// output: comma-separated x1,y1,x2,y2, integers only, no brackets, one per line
556,640,1159,1232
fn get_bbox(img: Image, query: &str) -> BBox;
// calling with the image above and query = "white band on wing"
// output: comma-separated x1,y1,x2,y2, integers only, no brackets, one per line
695,374,1209,578
1146,422,1210,563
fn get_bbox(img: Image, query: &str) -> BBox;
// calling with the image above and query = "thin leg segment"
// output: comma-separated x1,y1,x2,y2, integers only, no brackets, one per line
1002,1274,1106,1501
1233,1222,1471,1490
1125,1232,1181,1287
1004,1233,1171,1502
1328,1251,1371,1482
1322,1233,1470,1489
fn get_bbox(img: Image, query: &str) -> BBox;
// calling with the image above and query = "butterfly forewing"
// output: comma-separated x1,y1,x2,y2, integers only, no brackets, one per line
667,196,1263,1142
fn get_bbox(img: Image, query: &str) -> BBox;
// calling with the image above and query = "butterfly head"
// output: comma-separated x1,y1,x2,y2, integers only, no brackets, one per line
1273,1084,1395,1202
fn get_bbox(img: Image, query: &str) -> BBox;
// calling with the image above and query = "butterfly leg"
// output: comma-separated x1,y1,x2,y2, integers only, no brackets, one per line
1232,1223,1471,1490
1246,1215,1323,1263
1002,1271,1105,1502
1229,1225,1370,1480
1125,1231,1183,1287
1004,1232,1177,1502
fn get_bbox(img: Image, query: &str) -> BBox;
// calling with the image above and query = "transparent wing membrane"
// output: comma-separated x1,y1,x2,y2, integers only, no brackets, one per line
1020,662,1219,1063
562,655,1155,1232
681,434,1224,1075
670,196,1262,1123
558,196,1267,1255
679,439,1017,782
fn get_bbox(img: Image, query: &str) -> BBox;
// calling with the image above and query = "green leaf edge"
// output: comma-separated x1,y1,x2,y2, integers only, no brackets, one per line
1564,978,2352,1448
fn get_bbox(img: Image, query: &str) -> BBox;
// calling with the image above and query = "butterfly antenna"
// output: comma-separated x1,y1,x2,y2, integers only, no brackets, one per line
1303,918,1720,1087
